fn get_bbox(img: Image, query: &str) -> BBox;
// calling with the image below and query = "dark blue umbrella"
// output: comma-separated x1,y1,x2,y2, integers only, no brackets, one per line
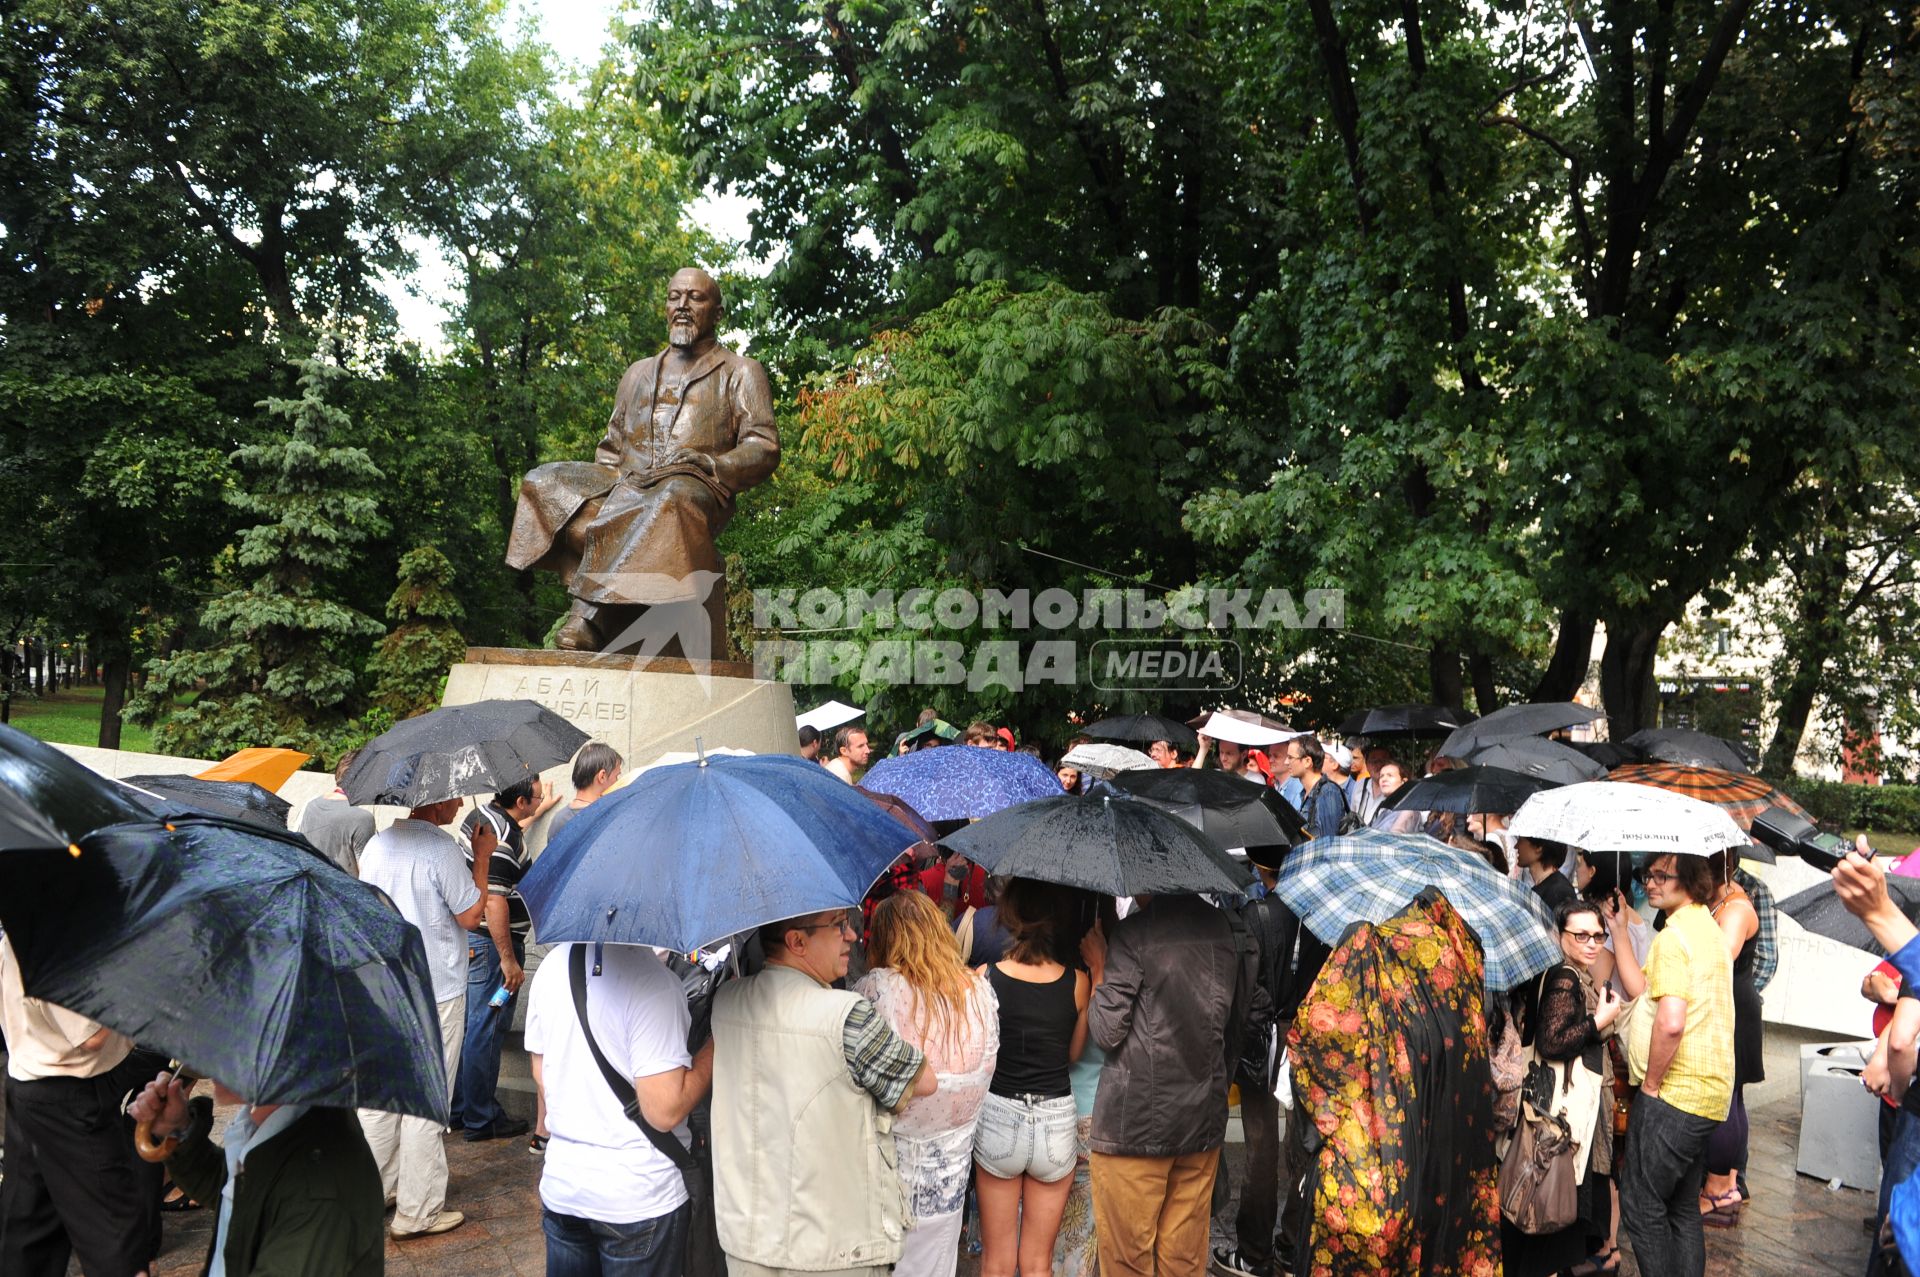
519,753,918,950
858,747,1063,821
0,815,447,1119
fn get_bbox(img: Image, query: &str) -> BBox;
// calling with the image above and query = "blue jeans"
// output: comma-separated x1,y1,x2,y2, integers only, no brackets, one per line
1620,1092,1718,1277
543,1201,690,1277
451,931,522,1132
1870,1108,1920,1276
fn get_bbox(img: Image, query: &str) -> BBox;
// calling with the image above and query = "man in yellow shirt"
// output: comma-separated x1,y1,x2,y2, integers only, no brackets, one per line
1619,853,1734,1277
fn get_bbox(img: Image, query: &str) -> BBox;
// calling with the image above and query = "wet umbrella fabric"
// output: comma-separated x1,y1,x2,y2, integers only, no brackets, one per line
1509,782,1751,855
0,722,152,845
1452,738,1610,785
1607,763,1806,831
340,699,590,807
1270,829,1561,990
940,793,1251,897
1623,728,1756,773
519,753,918,951
1439,703,1605,755
1061,743,1159,778
1779,874,1920,956
1104,767,1307,848
1084,713,1200,753
194,747,312,791
1336,705,1474,739
1570,740,1648,770
0,782,65,852
858,747,1064,821
857,787,938,845
124,774,292,830
1380,766,1562,816
0,816,447,1120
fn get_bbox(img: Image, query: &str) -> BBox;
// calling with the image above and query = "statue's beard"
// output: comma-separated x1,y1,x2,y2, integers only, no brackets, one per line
669,318,700,347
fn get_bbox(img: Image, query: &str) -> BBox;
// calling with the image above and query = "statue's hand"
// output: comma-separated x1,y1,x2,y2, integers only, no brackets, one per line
665,448,716,475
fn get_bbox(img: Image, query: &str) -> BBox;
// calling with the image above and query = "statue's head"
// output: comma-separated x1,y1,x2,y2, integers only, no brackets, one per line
666,267,722,349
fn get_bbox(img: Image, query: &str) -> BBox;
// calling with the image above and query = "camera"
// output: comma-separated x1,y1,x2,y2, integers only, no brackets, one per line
1749,805,1851,872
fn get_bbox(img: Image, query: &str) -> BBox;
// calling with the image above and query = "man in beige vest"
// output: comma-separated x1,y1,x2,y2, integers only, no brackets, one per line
710,908,936,1277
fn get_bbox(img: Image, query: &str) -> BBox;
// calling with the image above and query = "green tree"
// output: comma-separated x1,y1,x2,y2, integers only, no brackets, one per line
367,546,468,719
128,345,387,756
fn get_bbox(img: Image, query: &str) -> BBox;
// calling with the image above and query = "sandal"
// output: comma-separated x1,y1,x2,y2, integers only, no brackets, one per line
528,1134,548,1156
1565,1247,1620,1276
160,1181,201,1212
1700,1188,1743,1226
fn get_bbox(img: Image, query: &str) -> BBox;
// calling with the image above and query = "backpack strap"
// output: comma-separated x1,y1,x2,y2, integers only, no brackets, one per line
568,944,696,1172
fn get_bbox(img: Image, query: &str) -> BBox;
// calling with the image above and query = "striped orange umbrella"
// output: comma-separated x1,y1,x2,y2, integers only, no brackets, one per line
1608,763,1808,831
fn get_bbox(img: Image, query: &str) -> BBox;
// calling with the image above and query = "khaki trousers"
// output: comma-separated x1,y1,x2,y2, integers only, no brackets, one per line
725,1258,889,1277
1090,1149,1220,1277
359,994,463,1232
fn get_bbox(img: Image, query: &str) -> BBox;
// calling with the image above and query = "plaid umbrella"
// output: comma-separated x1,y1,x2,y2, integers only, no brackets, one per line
1270,829,1561,990
1607,763,1808,831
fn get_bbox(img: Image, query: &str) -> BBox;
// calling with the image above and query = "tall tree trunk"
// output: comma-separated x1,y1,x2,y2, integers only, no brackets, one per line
1761,666,1822,778
1429,646,1464,711
1599,619,1664,737
98,653,130,750
1469,652,1499,716
1532,609,1597,702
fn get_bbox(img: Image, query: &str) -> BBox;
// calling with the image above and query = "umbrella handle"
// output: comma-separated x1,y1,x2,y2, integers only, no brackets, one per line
134,1119,178,1163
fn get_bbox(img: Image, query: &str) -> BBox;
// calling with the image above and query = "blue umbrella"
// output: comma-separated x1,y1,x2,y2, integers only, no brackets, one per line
1271,828,1560,990
519,753,918,950
0,816,447,1119
858,747,1063,821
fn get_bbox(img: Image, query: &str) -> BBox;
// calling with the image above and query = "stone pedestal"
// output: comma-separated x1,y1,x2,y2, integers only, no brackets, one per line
440,647,799,768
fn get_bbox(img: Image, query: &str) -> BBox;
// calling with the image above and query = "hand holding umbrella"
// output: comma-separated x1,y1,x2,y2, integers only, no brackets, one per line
1836,839,1918,954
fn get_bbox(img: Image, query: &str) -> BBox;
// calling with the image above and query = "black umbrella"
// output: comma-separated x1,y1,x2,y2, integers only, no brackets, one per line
941,792,1251,896
1103,768,1307,848
1570,740,1648,769
1439,702,1605,755
1623,728,1755,773
1084,713,1199,753
0,723,153,846
123,774,292,830
1379,765,1562,815
1453,738,1610,785
340,699,590,807
1779,873,1920,956
1336,705,1474,739
0,815,447,1118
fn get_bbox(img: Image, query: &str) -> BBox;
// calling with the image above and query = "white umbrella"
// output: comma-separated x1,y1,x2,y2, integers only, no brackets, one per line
796,699,864,733
1509,782,1748,855
1062,743,1158,779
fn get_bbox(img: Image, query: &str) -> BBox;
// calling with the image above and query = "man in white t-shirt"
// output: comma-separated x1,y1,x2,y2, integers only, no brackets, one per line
524,943,714,1275
356,798,484,1239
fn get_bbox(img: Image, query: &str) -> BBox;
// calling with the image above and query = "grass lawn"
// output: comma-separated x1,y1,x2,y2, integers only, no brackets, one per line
1854,829,1920,856
3,684,154,752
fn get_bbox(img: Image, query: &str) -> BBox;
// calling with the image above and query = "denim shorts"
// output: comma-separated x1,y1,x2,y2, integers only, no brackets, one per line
973,1091,1078,1183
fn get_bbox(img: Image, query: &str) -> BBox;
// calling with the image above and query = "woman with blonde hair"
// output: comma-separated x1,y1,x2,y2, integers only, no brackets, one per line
855,890,1001,1277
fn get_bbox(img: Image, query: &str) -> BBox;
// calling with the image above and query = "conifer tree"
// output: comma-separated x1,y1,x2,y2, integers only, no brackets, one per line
367,546,467,719
128,342,386,755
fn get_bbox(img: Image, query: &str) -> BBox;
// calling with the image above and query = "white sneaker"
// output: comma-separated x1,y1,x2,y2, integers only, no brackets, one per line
392,1209,465,1239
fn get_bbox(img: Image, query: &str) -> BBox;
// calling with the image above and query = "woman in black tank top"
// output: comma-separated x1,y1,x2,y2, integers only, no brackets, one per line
973,879,1090,1277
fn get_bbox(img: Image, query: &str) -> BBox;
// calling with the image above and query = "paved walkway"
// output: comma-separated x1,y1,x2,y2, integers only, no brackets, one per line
33,1024,1878,1275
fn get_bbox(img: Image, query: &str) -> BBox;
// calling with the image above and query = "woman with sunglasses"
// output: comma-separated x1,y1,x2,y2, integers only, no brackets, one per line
1502,897,1625,1276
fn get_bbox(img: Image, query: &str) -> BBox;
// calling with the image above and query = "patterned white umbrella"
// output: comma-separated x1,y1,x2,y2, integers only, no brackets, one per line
1509,782,1748,855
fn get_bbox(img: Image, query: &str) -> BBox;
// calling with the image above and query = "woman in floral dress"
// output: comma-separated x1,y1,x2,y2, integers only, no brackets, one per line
1287,888,1504,1276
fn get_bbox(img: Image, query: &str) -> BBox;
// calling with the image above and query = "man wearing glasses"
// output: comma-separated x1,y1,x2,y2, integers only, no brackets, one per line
709,910,936,1277
1616,854,1734,1277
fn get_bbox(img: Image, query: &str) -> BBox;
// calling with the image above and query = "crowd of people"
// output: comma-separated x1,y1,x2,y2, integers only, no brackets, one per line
0,703,1908,1277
